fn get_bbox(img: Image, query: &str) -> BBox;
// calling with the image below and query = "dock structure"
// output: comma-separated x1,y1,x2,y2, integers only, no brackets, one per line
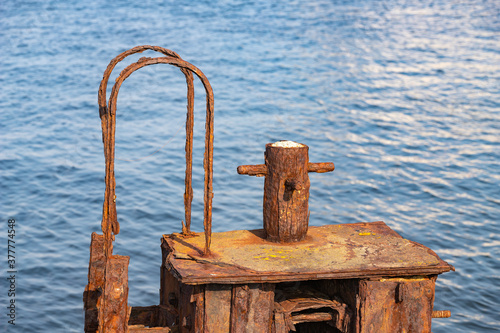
84,46,453,333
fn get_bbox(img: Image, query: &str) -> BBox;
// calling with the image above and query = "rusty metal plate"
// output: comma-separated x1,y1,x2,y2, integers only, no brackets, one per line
163,222,453,285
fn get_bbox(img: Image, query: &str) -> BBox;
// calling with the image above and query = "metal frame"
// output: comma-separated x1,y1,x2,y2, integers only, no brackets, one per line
97,45,214,256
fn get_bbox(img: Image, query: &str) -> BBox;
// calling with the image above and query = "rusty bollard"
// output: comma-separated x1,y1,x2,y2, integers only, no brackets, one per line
238,141,334,243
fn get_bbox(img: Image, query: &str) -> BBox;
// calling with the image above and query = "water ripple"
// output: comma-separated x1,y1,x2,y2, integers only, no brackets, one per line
1,0,499,332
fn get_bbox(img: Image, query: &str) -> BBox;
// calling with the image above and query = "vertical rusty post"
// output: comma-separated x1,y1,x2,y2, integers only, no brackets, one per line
237,140,334,243
358,277,437,332
182,69,195,235
263,142,310,242
83,233,106,333
99,255,130,332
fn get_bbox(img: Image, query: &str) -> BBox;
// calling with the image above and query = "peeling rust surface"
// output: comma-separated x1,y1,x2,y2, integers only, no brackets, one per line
231,283,275,332
432,310,451,318
100,255,130,332
358,277,436,332
262,143,311,243
83,233,106,332
162,222,453,285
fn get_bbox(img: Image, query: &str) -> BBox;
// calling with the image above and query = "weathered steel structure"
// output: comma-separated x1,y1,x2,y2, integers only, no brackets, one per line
84,46,454,332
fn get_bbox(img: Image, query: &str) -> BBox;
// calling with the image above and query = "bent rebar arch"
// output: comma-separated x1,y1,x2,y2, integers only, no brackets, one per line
98,45,214,256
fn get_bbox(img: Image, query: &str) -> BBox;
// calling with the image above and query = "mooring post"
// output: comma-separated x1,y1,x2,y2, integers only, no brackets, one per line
238,141,334,242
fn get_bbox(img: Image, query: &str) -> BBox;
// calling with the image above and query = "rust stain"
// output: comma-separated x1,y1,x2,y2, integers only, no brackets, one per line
85,45,215,332
237,142,334,243
162,222,453,285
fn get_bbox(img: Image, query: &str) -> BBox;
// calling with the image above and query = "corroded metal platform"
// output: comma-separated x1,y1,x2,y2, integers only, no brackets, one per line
162,221,453,285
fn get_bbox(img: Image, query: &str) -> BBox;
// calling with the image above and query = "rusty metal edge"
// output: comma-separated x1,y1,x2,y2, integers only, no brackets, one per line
166,264,453,285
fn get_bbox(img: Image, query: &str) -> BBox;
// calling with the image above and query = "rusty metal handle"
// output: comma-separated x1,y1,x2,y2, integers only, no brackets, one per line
307,162,335,173
237,164,267,176
99,47,214,256
432,310,451,318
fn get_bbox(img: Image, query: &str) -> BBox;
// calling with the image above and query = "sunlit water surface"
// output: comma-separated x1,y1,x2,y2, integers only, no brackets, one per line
1,0,499,332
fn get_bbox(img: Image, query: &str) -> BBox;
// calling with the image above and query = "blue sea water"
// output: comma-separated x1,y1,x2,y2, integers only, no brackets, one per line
1,0,499,332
